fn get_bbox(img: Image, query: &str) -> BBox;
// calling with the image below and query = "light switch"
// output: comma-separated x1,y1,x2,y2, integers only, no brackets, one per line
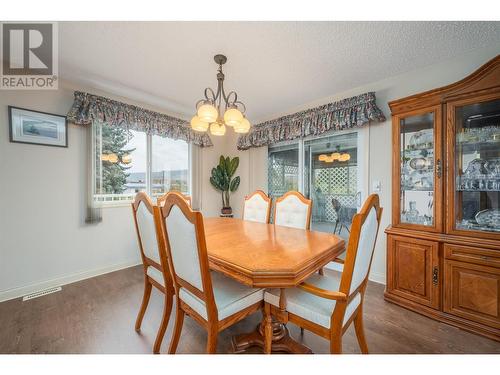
372,180,381,192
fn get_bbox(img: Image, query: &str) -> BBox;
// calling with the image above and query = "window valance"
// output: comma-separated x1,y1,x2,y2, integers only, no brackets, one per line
237,92,385,150
67,91,213,147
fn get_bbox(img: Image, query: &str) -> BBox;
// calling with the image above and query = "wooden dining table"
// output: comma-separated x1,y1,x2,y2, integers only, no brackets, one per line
204,217,345,353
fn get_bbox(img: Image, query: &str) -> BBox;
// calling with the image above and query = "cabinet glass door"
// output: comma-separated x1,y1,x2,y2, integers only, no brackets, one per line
397,107,441,231
453,98,500,235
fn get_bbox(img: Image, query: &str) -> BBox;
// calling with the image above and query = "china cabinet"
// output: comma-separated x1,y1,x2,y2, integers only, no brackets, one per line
385,55,500,341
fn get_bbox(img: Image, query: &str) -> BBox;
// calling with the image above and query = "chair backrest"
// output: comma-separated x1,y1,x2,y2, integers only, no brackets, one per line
132,192,162,268
156,192,217,319
243,190,271,224
157,192,191,207
274,191,312,230
339,194,383,297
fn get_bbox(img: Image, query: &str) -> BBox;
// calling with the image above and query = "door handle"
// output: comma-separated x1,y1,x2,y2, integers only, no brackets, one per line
432,266,439,285
435,159,442,179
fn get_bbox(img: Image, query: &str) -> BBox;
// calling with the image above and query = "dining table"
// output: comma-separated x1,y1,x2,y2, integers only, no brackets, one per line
203,217,345,354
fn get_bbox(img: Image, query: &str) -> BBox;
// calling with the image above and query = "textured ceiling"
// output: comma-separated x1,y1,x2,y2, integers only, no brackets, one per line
59,21,500,122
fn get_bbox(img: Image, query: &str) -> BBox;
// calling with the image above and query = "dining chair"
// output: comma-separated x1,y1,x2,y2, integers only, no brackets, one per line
157,192,191,207
274,191,312,230
242,190,272,223
155,192,264,354
131,192,175,354
263,194,383,354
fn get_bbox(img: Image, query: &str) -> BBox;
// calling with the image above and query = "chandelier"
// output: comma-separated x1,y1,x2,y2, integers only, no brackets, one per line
318,147,351,163
190,54,250,136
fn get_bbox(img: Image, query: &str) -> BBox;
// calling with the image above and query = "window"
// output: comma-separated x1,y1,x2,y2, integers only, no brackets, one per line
151,134,190,198
92,122,190,206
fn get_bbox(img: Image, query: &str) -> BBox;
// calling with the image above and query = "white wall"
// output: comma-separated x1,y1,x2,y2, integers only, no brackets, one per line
226,45,500,284
0,82,220,301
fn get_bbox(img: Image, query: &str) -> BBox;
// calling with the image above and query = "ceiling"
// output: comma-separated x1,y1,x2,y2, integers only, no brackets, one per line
59,22,500,122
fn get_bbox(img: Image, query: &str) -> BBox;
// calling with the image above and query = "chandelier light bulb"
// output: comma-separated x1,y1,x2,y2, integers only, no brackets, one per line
224,107,243,127
318,154,328,161
339,153,350,162
233,117,251,134
210,122,226,136
190,115,209,132
101,153,109,162
197,103,218,123
121,153,132,164
108,153,118,163
331,152,341,160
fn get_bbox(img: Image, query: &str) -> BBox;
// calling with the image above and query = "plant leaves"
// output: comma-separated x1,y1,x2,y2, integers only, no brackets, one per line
210,176,223,191
228,156,239,177
219,155,226,170
229,176,240,192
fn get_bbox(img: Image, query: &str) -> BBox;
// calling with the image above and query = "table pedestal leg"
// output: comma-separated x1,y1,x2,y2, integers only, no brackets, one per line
231,319,312,354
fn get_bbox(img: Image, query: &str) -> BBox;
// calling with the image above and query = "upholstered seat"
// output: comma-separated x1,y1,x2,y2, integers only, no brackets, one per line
274,191,312,230
243,190,271,223
180,272,264,320
146,266,164,286
265,272,359,328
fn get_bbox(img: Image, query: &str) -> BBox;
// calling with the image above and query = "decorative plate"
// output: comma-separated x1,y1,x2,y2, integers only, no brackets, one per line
464,158,488,176
409,157,431,170
485,158,500,175
475,209,500,228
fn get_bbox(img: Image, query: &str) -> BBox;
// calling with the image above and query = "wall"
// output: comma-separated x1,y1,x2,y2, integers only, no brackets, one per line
226,45,500,284
0,82,220,301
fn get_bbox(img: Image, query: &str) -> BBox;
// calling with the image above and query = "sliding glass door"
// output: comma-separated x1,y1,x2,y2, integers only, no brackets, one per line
268,131,364,238
268,143,300,200
304,133,359,236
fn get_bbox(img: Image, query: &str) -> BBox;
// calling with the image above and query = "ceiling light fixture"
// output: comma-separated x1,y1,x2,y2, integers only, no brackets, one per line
318,151,350,163
191,54,250,136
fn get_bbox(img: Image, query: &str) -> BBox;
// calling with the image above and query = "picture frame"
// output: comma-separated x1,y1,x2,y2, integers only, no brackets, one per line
8,106,68,148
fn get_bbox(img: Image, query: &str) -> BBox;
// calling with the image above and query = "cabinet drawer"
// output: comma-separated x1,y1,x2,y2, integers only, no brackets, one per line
444,244,500,268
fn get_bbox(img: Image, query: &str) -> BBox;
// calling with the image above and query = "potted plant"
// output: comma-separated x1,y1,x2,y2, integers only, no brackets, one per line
210,155,240,215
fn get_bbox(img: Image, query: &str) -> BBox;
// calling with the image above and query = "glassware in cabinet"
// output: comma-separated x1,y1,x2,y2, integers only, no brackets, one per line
454,98,500,233
399,111,438,227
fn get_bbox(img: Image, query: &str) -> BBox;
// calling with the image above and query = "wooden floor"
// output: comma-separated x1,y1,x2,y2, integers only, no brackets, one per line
0,265,499,354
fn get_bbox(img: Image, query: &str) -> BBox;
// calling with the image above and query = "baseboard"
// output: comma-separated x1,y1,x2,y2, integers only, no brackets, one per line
368,271,386,285
0,259,142,303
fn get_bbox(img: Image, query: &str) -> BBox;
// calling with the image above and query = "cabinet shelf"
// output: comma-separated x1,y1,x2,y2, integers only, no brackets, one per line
456,188,500,192
401,188,434,192
457,141,500,154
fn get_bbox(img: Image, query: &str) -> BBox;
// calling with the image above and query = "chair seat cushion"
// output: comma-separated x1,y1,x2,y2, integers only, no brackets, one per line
146,266,164,286
179,272,264,321
264,272,360,329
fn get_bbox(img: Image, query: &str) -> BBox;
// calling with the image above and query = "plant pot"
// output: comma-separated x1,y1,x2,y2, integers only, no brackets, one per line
221,207,232,215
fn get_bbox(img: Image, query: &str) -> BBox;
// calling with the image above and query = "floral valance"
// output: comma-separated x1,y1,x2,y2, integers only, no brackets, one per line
67,91,213,147
237,92,385,150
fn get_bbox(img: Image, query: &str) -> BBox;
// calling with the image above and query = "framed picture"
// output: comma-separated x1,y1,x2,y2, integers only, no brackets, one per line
8,106,68,148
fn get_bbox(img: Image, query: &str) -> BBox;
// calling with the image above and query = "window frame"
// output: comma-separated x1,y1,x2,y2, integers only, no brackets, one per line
91,122,192,208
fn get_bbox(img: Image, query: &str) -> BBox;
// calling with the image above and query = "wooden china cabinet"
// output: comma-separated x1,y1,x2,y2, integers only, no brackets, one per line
385,55,500,341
